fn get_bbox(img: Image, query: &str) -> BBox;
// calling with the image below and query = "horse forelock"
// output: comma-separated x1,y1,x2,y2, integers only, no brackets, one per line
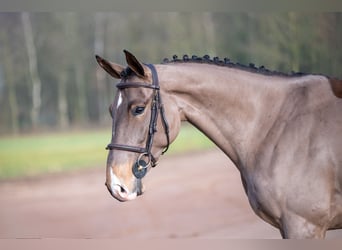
120,67,134,79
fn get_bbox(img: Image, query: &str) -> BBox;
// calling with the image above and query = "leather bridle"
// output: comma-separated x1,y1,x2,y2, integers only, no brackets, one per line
105,64,170,179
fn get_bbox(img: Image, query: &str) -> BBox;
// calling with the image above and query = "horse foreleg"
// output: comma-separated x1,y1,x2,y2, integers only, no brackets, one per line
280,213,327,239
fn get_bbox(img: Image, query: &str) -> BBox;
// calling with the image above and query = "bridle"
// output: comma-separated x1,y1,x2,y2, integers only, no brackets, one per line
105,64,170,179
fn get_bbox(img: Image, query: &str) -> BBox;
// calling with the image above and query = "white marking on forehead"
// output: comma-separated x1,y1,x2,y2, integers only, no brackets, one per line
116,92,123,109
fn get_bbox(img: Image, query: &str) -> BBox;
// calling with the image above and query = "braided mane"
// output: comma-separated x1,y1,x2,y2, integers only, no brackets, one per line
161,54,307,77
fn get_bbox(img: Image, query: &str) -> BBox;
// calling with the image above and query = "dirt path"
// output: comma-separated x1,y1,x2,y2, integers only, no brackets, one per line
0,149,341,239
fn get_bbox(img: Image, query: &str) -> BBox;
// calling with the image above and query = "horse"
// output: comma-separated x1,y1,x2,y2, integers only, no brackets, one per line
95,50,342,239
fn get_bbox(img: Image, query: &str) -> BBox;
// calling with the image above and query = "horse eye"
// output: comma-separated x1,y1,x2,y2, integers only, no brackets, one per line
132,106,145,116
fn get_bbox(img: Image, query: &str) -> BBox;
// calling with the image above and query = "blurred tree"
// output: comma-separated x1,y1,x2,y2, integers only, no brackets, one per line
53,13,70,129
94,12,107,124
1,31,19,134
316,13,342,78
21,12,42,129
66,13,88,125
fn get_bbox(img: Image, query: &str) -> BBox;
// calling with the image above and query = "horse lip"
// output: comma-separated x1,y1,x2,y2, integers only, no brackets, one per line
105,181,138,202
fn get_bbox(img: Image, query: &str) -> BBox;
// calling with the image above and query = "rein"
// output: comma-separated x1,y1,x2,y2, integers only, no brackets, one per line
105,64,170,179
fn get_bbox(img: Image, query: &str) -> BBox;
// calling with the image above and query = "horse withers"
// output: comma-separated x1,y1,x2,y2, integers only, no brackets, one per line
96,50,342,238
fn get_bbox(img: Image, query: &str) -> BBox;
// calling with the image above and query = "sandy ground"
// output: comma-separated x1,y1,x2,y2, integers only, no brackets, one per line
0,148,341,239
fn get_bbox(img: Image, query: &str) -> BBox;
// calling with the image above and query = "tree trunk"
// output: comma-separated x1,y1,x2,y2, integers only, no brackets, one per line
21,12,42,129
1,31,19,134
75,60,87,124
94,12,107,124
58,73,69,129
202,13,216,55
73,14,87,124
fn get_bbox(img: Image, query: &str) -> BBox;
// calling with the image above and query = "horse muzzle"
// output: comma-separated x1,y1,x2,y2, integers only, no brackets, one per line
106,167,144,202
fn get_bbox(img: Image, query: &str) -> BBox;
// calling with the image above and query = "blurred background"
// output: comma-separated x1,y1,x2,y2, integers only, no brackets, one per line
1,12,342,239
0,12,342,179
1,12,342,179
1,12,341,135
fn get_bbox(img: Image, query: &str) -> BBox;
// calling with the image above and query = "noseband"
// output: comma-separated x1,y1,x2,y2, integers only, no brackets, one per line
105,64,170,179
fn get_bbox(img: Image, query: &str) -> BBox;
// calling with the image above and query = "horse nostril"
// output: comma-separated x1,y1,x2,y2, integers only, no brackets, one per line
106,183,127,197
119,185,126,194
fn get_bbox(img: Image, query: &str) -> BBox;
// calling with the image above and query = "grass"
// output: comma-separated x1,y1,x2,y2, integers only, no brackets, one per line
0,124,213,179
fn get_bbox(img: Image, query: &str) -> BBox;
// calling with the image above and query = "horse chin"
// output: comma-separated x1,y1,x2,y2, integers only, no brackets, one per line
114,192,138,202
107,186,139,202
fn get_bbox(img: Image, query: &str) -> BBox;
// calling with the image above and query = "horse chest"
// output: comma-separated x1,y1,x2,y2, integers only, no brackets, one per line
240,171,283,227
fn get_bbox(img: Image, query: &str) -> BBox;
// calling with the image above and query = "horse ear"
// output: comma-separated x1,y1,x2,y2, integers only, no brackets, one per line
95,55,124,79
123,50,146,78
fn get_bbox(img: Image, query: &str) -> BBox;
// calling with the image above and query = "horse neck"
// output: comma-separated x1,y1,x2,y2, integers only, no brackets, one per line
157,63,292,169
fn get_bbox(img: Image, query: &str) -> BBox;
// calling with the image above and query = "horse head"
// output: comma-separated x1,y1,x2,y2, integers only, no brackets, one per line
96,50,181,201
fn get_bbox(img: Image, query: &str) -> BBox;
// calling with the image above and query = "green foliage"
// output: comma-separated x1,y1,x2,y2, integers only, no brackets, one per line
168,124,214,154
0,130,110,178
0,125,213,179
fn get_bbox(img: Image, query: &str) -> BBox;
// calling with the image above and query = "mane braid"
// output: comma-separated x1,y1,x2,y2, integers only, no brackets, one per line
161,54,307,77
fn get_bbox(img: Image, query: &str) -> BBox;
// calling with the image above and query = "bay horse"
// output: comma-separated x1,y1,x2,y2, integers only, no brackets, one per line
95,50,342,239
